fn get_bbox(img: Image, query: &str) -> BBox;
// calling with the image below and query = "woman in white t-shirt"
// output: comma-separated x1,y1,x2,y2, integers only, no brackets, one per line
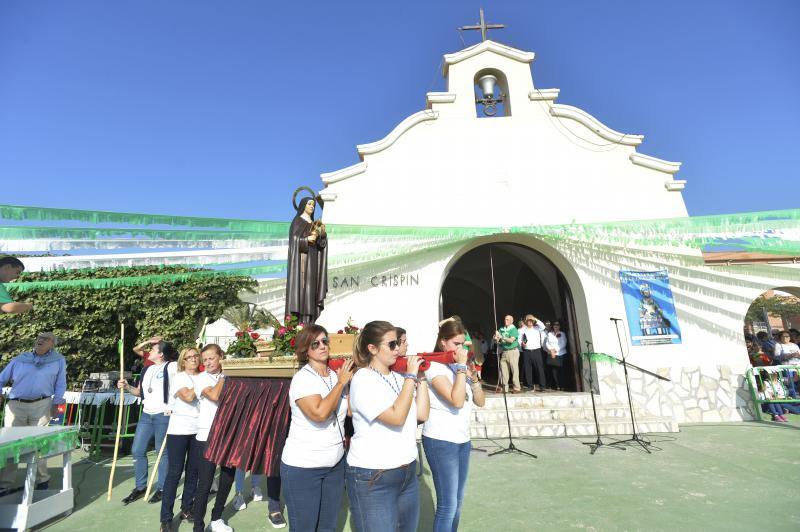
346,320,430,532
773,331,800,366
160,347,201,530
117,340,178,505
423,317,485,532
544,321,569,391
280,324,353,531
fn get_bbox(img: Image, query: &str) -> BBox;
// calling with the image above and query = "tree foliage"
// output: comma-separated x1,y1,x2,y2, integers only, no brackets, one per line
0,266,256,387
745,294,800,324
221,303,279,333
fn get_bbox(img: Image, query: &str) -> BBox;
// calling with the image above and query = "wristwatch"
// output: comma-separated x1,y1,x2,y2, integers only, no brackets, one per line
402,373,419,383
454,364,468,373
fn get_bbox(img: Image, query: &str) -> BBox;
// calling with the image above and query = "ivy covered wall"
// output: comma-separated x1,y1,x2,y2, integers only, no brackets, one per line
0,266,256,386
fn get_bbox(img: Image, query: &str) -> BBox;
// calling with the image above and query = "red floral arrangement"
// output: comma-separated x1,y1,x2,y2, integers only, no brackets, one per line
337,317,360,335
227,328,261,358
272,314,304,355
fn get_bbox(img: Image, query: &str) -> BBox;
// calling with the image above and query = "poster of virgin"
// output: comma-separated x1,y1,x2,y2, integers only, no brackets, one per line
619,269,682,346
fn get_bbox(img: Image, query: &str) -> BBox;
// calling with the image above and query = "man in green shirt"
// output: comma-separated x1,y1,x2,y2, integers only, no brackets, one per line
0,256,32,315
494,314,521,393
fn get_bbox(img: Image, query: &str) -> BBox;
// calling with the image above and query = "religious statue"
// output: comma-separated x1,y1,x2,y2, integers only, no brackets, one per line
285,187,328,324
638,283,670,336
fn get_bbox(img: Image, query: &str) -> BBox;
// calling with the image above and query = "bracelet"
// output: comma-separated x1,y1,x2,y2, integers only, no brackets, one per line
402,373,419,383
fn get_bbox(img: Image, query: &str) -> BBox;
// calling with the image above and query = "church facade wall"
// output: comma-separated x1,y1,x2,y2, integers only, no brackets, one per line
249,235,799,425
248,41,800,427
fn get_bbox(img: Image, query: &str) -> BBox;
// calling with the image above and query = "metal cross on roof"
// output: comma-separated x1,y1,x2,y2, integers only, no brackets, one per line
459,8,505,42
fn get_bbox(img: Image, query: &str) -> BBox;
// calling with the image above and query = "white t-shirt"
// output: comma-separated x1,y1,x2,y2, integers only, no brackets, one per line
519,323,546,350
347,368,418,470
774,342,800,365
544,332,568,356
195,371,223,442
141,362,178,415
167,371,200,435
423,362,473,444
281,366,347,468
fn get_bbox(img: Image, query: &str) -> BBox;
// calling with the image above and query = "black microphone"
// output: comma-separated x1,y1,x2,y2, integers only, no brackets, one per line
609,317,622,322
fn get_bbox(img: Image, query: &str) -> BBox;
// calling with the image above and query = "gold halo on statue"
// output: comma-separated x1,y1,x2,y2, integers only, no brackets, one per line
292,186,318,212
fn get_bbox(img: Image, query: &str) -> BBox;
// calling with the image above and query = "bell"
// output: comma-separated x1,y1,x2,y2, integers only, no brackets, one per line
478,74,498,98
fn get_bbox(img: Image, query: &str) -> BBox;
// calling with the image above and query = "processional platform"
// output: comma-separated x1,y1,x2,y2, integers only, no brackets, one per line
206,334,354,475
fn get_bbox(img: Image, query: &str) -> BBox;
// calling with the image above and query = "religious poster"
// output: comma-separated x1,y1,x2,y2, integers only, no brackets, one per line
619,270,682,346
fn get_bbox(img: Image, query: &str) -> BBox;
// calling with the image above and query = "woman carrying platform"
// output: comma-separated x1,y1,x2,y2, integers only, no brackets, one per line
280,324,353,531
346,321,429,532
160,347,202,530
423,317,485,531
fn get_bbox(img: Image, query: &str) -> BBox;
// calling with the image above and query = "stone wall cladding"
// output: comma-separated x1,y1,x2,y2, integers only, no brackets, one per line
594,363,755,423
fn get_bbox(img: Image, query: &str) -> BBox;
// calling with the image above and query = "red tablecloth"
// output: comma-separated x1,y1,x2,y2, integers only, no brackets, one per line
204,377,291,476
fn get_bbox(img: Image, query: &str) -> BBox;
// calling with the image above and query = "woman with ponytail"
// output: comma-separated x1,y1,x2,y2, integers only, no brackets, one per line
423,317,485,532
346,320,429,532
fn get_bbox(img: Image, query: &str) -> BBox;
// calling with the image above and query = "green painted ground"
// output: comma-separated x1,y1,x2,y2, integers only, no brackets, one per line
32,422,800,532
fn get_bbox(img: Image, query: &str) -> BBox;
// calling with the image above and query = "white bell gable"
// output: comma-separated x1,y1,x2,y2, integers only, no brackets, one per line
319,40,687,228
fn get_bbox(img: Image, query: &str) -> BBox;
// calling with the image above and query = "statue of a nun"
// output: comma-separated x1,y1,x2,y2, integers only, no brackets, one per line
285,190,328,324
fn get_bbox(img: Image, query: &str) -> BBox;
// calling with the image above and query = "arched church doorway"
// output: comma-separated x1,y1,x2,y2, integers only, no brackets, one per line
743,286,800,367
440,242,583,392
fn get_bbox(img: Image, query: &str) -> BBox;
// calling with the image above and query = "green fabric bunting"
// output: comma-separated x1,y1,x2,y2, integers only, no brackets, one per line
0,204,289,232
581,352,618,364
6,264,287,293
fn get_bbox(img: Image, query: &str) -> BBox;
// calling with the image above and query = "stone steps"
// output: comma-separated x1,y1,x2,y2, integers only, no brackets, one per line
470,418,679,439
480,392,595,409
474,406,634,423
471,391,679,438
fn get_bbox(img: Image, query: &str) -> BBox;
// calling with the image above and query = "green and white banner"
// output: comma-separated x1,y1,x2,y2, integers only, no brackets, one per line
2,203,798,292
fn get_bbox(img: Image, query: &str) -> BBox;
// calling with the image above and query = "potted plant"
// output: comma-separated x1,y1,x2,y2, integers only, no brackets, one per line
221,303,277,357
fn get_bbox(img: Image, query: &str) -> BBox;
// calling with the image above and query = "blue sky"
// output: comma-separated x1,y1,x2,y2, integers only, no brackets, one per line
1,0,798,222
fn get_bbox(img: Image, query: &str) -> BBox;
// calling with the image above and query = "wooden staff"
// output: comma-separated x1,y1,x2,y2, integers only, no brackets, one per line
144,436,167,501
197,317,209,348
107,322,125,501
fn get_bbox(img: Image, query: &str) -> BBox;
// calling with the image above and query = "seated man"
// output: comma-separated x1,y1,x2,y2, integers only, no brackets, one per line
0,332,66,493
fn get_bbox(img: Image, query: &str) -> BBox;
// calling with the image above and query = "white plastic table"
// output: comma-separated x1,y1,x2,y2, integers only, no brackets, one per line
0,426,77,531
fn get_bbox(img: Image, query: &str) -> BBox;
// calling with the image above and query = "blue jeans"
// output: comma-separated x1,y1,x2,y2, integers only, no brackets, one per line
346,460,419,532
234,469,263,493
280,458,344,531
422,436,471,532
131,412,169,490
778,402,800,414
160,434,200,522
233,469,281,513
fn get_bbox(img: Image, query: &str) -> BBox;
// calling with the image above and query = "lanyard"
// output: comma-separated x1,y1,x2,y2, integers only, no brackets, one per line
370,367,400,395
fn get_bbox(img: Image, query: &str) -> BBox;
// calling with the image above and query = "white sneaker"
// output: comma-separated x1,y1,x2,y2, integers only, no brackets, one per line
210,519,233,532
251,486,263,502
232,492,246,511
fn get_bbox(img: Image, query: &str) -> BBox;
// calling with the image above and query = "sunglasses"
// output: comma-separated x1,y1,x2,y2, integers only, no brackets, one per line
311,338,330,350
383,340,400,351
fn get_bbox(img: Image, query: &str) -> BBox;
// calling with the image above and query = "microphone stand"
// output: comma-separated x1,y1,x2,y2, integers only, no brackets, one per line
606,318,670,453
486,246,536,459
581,341,623,455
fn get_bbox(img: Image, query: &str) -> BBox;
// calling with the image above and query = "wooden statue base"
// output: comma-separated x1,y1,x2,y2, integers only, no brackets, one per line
222,333,356,377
